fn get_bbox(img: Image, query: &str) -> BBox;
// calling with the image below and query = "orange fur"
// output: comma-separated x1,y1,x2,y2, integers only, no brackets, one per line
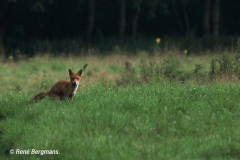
30,64,87,103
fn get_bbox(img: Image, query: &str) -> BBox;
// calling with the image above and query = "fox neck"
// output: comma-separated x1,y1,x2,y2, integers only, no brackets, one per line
69,82,79,97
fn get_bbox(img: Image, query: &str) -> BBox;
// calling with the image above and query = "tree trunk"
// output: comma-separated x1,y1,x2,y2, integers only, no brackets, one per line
182,1,190,35
86,0,95,43
213,0,220,36
0,1,17,61
119,0,126,40
0,26,5,61
172,2,185,34
132,6,140,39
203,0,211,37
0,0,5,60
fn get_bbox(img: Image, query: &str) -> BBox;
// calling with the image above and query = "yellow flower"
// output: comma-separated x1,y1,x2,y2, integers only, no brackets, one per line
183,49,188,55
156,37,161,44
9,55,13,60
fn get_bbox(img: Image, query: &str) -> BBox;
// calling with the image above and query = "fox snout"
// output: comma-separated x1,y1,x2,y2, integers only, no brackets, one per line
72,81,78,85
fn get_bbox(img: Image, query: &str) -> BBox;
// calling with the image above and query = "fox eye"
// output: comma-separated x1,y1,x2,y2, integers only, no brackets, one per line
71,77,79,81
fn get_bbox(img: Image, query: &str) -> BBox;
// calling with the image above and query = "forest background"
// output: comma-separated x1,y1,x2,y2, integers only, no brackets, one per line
0,0,240,59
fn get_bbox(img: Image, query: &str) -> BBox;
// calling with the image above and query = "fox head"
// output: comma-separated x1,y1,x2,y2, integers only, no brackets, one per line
69,69,82,86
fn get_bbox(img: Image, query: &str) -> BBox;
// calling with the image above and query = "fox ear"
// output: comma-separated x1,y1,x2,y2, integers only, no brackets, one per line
77,69,83,76
69,69,74,76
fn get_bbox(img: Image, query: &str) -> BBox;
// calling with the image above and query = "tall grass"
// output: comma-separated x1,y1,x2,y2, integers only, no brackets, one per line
1,52,240,94
116,53,240,86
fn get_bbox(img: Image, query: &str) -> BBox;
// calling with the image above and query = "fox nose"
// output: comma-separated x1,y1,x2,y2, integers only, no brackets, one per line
73,82,77,85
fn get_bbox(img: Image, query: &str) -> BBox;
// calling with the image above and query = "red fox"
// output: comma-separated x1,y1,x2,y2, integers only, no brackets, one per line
30,64,88,103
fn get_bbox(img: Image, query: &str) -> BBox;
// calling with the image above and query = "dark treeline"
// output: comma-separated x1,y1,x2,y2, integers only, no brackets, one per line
0,0,240,58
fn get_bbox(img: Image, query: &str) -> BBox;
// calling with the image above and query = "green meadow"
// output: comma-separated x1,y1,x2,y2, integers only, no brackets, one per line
1,52,240,159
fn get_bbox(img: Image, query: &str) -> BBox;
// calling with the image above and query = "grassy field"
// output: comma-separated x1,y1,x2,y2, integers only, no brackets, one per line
1,53,240,159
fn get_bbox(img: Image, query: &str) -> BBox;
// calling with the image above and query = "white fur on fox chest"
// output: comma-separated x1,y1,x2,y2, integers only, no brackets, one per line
69,83,79,97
